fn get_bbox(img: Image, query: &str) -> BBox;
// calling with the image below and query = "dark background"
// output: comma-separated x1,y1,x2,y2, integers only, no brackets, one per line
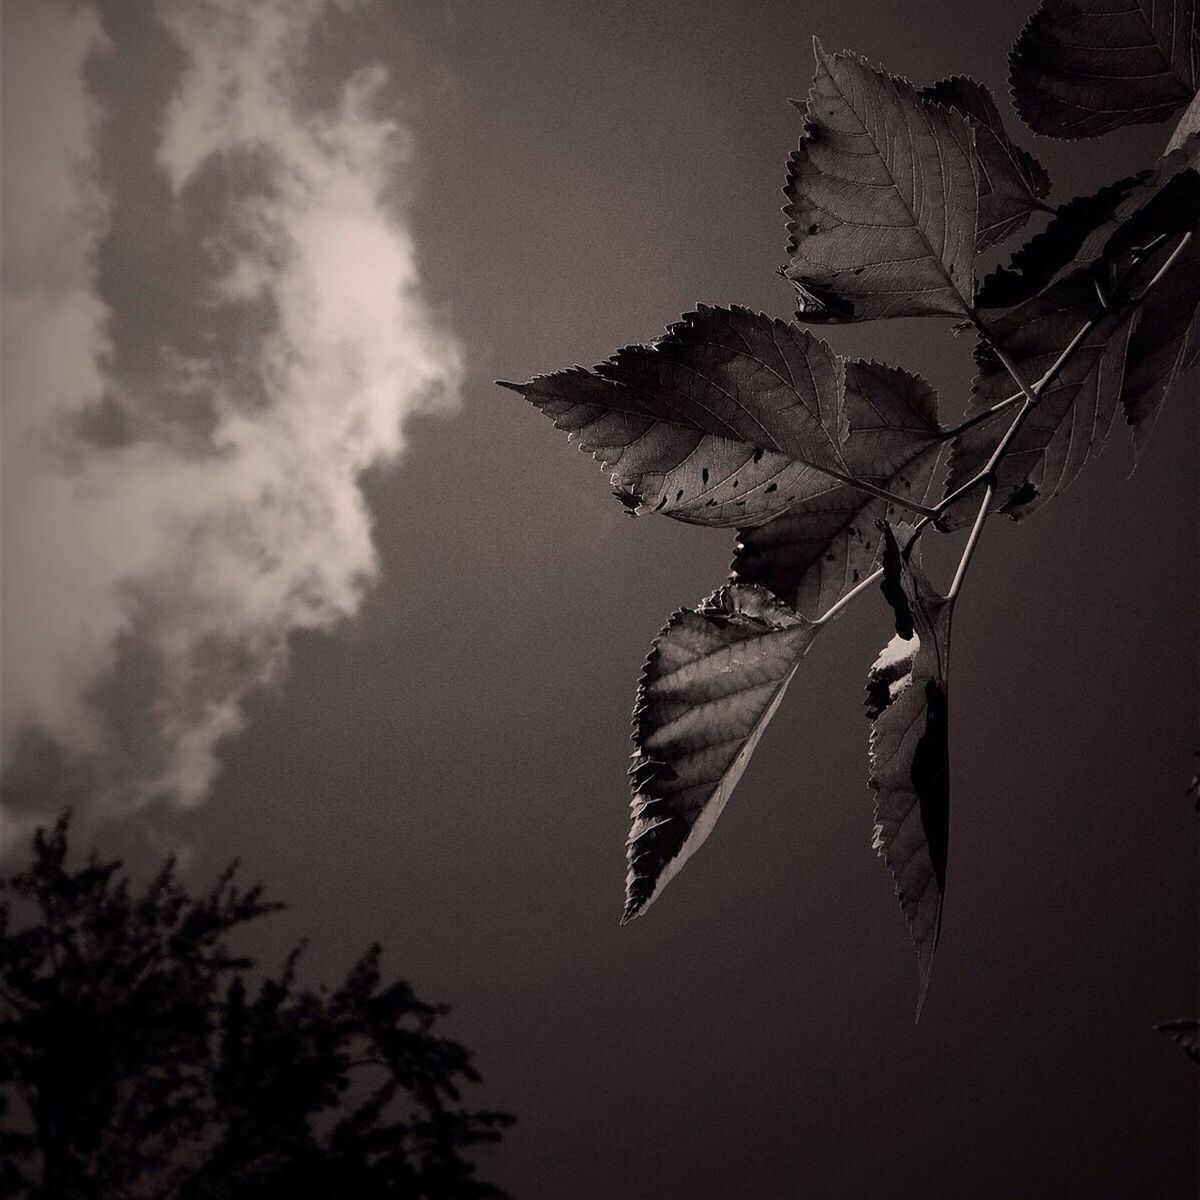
9,2,1200,1196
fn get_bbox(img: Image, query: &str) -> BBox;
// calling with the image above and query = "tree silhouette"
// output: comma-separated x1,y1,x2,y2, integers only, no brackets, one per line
0,815,512,1199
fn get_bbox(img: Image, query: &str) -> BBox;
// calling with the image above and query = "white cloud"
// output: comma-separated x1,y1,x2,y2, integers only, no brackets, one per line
1,0,461,830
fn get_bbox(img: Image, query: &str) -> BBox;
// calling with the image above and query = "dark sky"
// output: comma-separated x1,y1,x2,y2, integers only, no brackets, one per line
3,1,1198,1196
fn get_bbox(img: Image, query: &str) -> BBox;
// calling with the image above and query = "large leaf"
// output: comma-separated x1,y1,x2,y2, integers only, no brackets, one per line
785,42,979,321
948,159,1200,518
624,585,818,922
732,360,945,618
867,528,954,1018
500,306,865,527
1010,0,1199,139
922,77,1052,251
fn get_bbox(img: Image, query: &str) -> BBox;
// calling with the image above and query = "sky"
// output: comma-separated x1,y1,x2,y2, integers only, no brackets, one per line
2,0,1197,1196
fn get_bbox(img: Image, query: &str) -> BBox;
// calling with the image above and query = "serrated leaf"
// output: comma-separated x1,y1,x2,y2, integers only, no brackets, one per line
624,585,819,922
732,360,945,618
948,159,1200,519
785,41,979,321
1155,1019,1200,1066
922,76,1052,251
499,306,860,526
1010,0,1198,139
975,173,1147,310
867,528,954,1018
949,277,1134,521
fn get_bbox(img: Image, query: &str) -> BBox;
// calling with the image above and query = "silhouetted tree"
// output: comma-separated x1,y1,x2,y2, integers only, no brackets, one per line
0,815,512,1199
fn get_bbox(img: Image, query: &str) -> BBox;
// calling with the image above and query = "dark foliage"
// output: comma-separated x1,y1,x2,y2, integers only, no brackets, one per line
501,9,1200,1017
0,816,512,1200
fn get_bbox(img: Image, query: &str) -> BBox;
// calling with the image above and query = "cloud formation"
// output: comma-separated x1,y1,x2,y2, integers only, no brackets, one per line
1,0,461,827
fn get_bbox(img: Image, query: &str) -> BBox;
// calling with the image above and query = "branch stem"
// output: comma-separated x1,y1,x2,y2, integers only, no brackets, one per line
813,228,1193,624
947,483,993,600
815,564,884,625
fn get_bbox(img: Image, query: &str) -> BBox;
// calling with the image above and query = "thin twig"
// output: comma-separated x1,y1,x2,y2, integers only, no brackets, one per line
815,563,884,625
947,483,993,600
813,228,1193,623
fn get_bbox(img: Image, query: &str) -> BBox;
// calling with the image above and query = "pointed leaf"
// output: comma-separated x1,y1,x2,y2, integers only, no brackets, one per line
785,42,979,321
1155,1019,1200,1066
923,77,1052,251
867,528,954,1017
624,585,819,922
949,278,1134,521
732,360,945,617
1010,0,1198,139
1122,229,1200,451
499,306,855,526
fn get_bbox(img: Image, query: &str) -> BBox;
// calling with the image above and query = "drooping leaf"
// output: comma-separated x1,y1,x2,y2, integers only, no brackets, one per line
1155,1019,1200,1066
1121,229,1200,451
922,76,1052,251
947,159,1200,519
948,277,1134,521
867,528,954,1018
785,42,979,321
624,585,819,923
1010,0,1199,139
732,360,945,618
500,306,864,526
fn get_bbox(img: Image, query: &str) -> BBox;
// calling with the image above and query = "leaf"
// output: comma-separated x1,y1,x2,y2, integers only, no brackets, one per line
1155,1019,1200,1067
785,41,979,321
947,159,1200,519
1010,0,1199,139
732,360,945,618
1121,229,1200,451
922,77,1052,251
624,585,819,922
948,278,1134,521
499,306,860,527
867,528,954,1018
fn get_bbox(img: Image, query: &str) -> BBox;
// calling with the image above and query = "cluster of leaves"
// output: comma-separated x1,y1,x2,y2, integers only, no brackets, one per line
0,816,512,1200
501,0,1200,1022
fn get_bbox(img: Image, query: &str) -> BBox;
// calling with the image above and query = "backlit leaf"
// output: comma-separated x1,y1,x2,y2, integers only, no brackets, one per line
624,585,819,922
785,42,979,321
499,306,856,526
732,360,945,618
949,277,1134,521
1010,0,1198,139
867,528,954,1018
922,76,1052,251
